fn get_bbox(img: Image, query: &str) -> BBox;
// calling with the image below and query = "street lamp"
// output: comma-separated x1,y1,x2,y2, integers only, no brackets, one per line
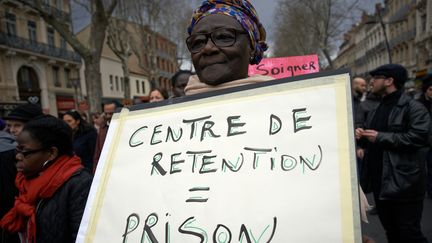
365,5,392,64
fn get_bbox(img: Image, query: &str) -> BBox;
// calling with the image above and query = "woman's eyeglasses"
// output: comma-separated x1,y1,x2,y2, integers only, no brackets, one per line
15,147,47,157
186,28,247,54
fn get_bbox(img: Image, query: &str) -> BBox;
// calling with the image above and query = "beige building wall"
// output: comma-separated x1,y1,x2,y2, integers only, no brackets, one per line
334,0,432,79
77,21,177,105
0,0,81,116
100,57,124,99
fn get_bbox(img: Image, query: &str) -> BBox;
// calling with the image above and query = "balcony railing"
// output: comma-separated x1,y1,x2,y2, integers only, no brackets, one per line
389,29,416,48
0,32,81,63
365,41,386,57
5,0,72,22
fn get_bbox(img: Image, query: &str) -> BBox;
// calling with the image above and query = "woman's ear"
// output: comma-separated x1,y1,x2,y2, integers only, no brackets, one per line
48,147,59,161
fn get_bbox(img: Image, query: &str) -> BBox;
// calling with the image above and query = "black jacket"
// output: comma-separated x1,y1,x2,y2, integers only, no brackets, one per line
35,168,92,243
0,132,19,243
360,93,430,201
73,125,97,171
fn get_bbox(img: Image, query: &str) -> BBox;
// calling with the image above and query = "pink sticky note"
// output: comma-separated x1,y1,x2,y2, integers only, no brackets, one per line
249,55,319,79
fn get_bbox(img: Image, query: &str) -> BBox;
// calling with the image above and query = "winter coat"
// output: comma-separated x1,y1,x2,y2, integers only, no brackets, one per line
0,131,19,243
360,94,430,201
35,168,92,243
73,125,97,171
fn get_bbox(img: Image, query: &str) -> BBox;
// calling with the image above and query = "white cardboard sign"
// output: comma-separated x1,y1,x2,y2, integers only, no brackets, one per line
77,71,361,243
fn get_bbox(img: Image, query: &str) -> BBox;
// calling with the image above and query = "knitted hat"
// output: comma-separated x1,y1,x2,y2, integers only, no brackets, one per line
4,104,43,122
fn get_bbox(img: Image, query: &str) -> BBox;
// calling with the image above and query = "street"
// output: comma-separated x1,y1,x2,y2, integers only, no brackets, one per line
362,195,432,242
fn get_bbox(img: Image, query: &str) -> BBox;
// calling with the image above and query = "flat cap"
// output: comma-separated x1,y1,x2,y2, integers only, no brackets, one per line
370,64,408,88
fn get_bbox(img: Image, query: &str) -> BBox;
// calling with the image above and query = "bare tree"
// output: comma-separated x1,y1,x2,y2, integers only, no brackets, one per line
156,0,193,68
17,0,118,112
127,0,163,89
106,1,132,99
274,0,362,69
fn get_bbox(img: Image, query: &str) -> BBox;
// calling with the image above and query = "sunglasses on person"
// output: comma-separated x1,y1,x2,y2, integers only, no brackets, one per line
186,28,248,54
15,147,47,157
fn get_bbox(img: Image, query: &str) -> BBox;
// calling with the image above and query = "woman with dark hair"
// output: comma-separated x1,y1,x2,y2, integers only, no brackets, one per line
0,115,92,243
149,87,169,103
184,0,272,95
63,110,97,171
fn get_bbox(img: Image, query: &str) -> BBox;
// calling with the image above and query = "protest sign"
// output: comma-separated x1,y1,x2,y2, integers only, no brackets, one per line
77,70,360,243
248,55,319,79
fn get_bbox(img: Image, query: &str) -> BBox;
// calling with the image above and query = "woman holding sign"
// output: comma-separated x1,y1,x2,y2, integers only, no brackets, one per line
0,115,92,243
184,1,376,242
184,0,273,95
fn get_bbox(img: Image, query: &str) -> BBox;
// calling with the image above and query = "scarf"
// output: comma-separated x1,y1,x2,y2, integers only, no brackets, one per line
184,74,274,96
0,155,82,243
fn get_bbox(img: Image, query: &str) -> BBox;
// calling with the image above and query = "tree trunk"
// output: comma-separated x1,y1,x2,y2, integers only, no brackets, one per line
121,61,131,99
84,59,102,113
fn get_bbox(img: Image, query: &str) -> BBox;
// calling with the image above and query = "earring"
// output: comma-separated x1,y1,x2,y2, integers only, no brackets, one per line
42,160,51,169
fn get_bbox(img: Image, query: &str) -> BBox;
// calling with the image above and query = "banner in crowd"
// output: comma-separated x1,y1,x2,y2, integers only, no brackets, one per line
77,70,360,243
248,54,319,79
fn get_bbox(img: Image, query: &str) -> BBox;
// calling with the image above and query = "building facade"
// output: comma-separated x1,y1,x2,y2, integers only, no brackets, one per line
76,22,177,106
0,0,81,117
334,0,432,80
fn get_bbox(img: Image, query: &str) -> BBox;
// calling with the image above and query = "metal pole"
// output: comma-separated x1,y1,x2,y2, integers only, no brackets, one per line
377,5,392,64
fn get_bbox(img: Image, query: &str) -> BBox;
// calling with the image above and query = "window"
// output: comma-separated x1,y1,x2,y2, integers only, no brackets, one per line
47,27,55,47
120,77,124,92
109,75,113,91
420,14,426,33
60,36,67,49
136,80,140,93
44,0,50,5
65,68,71,88
53,66,61,87
6,13,16,36
28,21,37,43
141,81,145,94
56,0,62,10
115,76,119,91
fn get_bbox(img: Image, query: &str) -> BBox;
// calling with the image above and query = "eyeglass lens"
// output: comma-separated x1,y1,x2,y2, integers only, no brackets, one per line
187,28,237,53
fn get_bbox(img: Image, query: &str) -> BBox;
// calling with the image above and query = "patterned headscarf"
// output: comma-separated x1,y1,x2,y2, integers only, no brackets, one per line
188,0,268,65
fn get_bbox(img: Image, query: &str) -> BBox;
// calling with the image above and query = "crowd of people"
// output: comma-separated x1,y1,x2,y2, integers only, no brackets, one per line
0,0,431,242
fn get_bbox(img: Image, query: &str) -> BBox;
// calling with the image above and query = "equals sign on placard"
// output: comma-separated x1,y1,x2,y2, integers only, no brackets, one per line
186,187,210,203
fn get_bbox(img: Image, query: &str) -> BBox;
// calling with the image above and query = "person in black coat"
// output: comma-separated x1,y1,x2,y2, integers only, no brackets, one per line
0,115,92,243
356,64,430,243
417,75,432,198
63,110,97,171
0,131,19,243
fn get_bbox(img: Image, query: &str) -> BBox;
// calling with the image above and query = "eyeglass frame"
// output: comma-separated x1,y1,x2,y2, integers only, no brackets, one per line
186,28,248,54
15,147,47,157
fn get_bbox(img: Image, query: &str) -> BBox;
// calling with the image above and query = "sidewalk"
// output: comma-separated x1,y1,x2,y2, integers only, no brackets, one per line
362,195,432,242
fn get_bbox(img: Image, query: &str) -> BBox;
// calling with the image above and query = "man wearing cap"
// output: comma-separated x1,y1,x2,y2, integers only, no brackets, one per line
417,74,432,198
4,104,43,137
356,64,430,243
1,104,42,243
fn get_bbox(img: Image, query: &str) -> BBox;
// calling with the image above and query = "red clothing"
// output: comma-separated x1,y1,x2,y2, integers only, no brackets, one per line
93,122,108,173
0,155,82,243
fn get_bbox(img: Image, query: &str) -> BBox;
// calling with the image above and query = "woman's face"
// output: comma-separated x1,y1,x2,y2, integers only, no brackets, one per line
150,90,165,103
15,130,53,178
190,14,252,86
63,114,80,130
